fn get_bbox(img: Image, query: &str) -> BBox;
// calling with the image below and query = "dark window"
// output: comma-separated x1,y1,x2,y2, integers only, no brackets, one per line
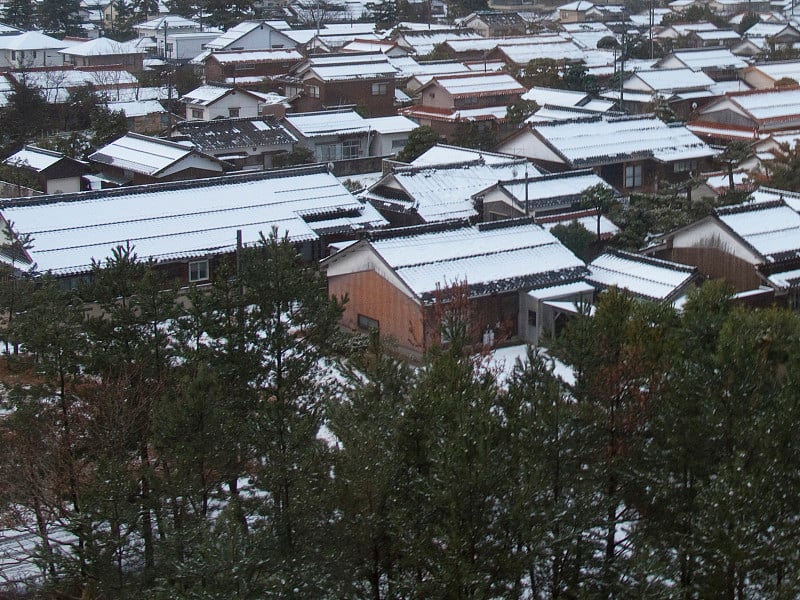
357,313,379,330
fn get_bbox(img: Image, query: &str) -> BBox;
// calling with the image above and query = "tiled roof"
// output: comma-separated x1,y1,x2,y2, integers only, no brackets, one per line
89,133,222,176
588,249,697,302
715,196,800,263
4,146,66,172
0,166,386,276
365,159,530,223
428,72,525,97
366,219,586,299
171,117,296,151
532,115,717,166
284,109,371,137
206,49,303,64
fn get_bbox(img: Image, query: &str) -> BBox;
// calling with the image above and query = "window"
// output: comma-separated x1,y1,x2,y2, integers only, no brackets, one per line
625,164,643,188
228,107,240,117
308,84,320,98
357,314,379,331
371,82,388,95
189,260,209,282
528,310,537,327
341,139,361,160
191,108,203,119
673,159,698,173
319,143,337,161
392,138,407,149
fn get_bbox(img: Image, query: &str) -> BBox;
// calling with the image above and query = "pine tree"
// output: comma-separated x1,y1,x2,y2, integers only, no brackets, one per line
37,0,82,37
2,0,35,29
326,330,414,598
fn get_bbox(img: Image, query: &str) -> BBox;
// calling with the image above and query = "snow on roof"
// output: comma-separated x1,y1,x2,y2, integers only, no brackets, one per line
745,60,800,81
397,30,483,55
8,68,140,103
666,47,748,70
523,86,591,107
499,170,610,206
627,68,715,92
285,109,371,137
89,133,201,176
394,59,471,79
716,196,800,262
205,21,264,49
368,220,586,297
180,84,234,105
495,38,587,64
401,103,512,122
695,29,741,40
4,146,65,172
363,115,417,134
411,144,523,167
534,115,717,166
559,0,595,10
367,160,530,222
0,31,68,50
588,249,696,302
60,36,144,56
207,49,303,63
0,167,380,275
446,35,549,53
726,87,800,121
309,60,398,81
135,14,201,30
107,99,166,117
743,22,793,37
429,72,525,96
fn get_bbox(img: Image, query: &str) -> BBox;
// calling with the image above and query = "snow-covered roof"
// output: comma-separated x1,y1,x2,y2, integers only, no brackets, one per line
397,30,483,55
533,115,717,166
4,146,65,172
494,38,587,64
723,87,800,122
107,99,166,117
204,21,269,50
401,103,512,123
365,159,531,223
425,72,525,96
662,47,748,70
171,117,296,150
89,133,216,176
626,68,715,93
715,196,800,262
694,29,741,41
180,84,262,106
0,31,68,50
496,170,610,209
744,60,800,82
411,144,521,167
523,86,591,107
363,220,586,298
60,36,144,56
6,68,140,103
588,249,697,302
743,22,797,37
393,58,471,80
285,109,371,137
0,166,385,276
204,48,303,63
135,14,201,30
363,115,417,134
307,57,398,81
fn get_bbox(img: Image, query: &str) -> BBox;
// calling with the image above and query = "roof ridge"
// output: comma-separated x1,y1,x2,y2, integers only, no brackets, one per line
605,248,696,273
0,164,330,209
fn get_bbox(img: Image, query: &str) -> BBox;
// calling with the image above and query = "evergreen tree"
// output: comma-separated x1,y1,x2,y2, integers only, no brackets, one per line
397,126,440,162
37,0,82,37
2,0,35,29
326,331,414,598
